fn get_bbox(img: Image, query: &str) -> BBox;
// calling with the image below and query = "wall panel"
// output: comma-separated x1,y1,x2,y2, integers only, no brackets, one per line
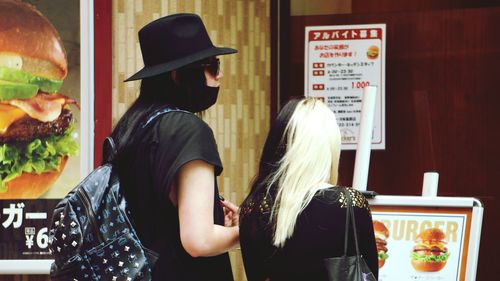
281,6,500,280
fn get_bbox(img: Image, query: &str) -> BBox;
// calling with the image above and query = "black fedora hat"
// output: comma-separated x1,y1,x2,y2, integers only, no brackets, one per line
124,13,237,82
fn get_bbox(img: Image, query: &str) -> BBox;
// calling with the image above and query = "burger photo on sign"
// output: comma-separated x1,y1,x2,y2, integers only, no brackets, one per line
373,220,389,268
411,228,450,272
0,0,79,199
366,45,379,60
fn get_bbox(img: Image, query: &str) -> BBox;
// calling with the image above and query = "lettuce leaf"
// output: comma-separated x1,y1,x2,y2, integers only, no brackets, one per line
410,251,450,262
378,251,389,260
0,126,79,192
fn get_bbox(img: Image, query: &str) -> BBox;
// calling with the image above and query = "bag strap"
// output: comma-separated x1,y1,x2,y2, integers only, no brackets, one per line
103,137,117,164
103,106,190,163
140,106,189,129
342,189,361,257
348,190,362,256
342,189,350,256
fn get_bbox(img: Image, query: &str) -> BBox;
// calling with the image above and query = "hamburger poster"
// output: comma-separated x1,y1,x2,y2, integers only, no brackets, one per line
304,23,386,150
372,211,468,281
0,0,83,260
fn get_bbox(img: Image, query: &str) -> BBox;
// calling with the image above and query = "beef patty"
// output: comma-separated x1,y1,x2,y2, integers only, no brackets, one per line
0,108,73,143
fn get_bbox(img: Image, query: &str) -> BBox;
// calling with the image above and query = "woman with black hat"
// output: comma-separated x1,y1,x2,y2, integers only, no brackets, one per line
110,14,239,280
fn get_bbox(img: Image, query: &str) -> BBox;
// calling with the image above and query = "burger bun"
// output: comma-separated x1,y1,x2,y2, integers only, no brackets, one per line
0,0,67,79
411,259,447,272
416,227,447,243
373,220,389,239
366,45,379,60
0,157,67,199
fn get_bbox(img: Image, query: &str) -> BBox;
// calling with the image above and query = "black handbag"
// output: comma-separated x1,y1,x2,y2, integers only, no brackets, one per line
323,189,377,281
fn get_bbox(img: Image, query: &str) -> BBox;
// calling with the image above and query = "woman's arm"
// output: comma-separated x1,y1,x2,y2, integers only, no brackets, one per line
177,159,239,257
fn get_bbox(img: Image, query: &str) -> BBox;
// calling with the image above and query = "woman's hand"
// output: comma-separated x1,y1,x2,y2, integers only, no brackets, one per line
221,198,239,227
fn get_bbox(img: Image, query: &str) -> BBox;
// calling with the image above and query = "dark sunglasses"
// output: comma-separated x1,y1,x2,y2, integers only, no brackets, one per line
183,58,220,77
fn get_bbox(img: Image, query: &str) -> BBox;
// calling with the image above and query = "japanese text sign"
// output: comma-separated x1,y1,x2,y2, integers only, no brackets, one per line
305,24,386,150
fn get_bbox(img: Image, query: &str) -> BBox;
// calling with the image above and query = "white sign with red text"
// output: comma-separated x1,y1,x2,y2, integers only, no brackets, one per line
305,24,386,150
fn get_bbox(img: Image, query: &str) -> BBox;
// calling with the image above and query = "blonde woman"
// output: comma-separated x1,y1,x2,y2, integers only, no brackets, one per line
239,98,378,281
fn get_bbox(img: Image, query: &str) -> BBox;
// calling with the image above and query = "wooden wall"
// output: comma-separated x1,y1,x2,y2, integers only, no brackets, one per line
278,1,500,280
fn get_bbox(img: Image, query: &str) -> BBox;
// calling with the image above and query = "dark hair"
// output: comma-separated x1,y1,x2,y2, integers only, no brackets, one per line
107,67,206,165
241,98,301,205
108,74,171,164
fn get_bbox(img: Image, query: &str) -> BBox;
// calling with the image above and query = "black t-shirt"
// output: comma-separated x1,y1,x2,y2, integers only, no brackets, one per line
239,186,378,281
119,111,233,281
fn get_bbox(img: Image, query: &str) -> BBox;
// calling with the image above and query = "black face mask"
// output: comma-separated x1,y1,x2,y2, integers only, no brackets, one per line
186,83,220,112
175,68,220,112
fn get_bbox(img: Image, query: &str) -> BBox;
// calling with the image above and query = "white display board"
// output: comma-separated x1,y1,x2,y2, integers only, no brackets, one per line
304,24,386,150
369,196,483,281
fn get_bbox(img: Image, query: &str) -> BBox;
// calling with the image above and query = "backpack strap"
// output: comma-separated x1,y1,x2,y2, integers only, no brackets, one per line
102,137,117,164
140,106,190,129
103,106,190,164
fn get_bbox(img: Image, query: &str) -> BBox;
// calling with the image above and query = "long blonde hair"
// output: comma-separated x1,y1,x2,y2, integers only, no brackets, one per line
266,98,341,247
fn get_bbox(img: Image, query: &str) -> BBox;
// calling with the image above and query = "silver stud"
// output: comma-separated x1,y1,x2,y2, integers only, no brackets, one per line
127,278,132,281
124,246,130,252
134,262,139,268
70,221,76,227
112,277,117,281
71,241,78,247
55,221,60,226
61,234,66,240
118,261,124,267
103,258,108,264
57,246,61,252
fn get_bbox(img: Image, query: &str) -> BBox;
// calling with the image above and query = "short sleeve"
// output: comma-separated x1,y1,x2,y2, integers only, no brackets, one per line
150,112,223,198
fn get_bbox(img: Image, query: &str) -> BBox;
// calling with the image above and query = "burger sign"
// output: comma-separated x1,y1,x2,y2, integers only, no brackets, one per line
411,228,450,272
0,0,79,199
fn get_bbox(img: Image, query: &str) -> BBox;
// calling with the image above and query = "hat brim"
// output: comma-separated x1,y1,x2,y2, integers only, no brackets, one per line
124,46,237,82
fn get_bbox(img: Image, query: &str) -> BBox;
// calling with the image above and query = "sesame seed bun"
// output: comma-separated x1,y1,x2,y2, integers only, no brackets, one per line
0,0,67,79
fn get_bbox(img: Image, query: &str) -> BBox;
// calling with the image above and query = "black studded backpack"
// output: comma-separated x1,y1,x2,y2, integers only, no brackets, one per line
48,107,185,281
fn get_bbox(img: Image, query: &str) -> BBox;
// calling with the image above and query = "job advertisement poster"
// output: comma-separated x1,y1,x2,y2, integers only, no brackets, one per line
371,207,472,281
304,24,386,150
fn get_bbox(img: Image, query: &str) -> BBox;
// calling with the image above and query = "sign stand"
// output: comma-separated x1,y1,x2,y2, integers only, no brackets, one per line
340,30,483,281
369,196,483,281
